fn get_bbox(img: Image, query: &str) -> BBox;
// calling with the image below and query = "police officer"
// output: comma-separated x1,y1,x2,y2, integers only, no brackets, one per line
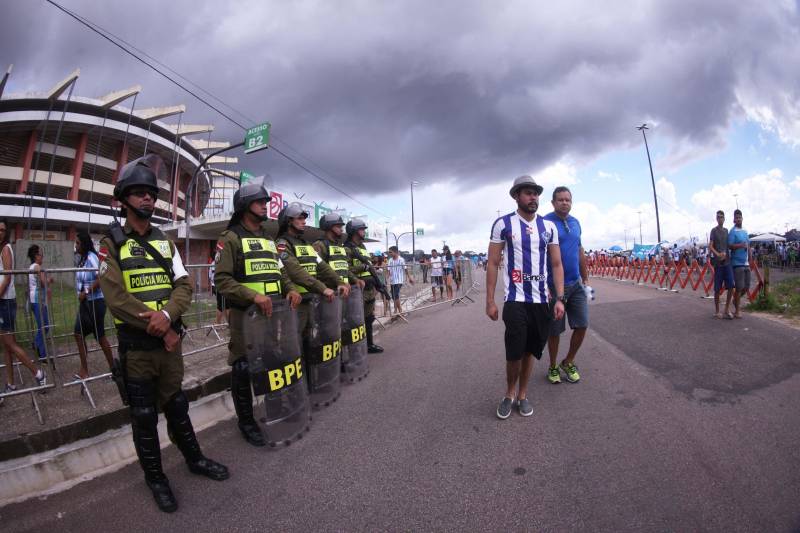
312,213,363,290
213,184,302,447
276,204,350,335
344,218,383,353
99,154,228,513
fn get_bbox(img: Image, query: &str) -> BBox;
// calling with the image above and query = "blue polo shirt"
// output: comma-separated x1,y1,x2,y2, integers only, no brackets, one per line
544,212,582,286
728,226,749,267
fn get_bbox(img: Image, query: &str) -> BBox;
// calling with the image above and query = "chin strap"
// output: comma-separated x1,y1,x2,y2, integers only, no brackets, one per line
122,199,154,220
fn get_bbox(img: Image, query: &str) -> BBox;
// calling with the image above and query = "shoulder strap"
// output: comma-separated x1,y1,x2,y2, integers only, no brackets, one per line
128,233,175,283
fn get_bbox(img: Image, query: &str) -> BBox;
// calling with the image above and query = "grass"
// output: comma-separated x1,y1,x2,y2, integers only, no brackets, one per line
748,277,800,316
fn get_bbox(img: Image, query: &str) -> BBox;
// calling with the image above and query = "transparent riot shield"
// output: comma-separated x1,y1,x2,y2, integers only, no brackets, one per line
238,300,311,446
341,285,369,382
305,295,343,409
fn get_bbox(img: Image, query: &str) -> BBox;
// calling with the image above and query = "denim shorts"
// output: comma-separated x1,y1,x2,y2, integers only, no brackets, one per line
549,281,589,336
0,298,17,332
714,264,734,293
391,283,402,300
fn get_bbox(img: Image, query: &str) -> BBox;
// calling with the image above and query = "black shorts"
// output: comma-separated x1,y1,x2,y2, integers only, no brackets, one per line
74,298,107,339
212,286,227,311
502,301,551,361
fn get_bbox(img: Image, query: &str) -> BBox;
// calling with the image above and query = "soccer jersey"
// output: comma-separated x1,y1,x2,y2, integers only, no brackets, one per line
490,212,558,303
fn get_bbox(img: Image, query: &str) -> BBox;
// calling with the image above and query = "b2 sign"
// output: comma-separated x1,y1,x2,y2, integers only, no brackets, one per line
244,122,271,154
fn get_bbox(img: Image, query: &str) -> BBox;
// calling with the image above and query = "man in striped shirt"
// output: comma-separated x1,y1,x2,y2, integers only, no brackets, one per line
387,246,414,316
486,175,565,419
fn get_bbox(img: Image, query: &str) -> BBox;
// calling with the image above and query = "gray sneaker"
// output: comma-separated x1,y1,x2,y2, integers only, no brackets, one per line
517,397,533,417
496,397,515,419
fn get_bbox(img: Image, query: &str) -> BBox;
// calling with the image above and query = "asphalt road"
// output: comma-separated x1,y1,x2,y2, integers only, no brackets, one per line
3,275,800,532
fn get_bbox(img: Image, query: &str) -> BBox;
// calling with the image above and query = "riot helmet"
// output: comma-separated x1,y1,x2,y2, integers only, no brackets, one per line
278,203,309,233
319,213,345,231
345,218,368,236
113,154,164,220
233,183,270,214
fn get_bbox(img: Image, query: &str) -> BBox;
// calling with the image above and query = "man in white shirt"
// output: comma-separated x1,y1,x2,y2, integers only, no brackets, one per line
387,246,414,316
429,249,444,302
486,175,565,419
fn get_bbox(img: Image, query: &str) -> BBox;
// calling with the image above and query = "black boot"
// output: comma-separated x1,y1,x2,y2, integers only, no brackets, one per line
127,379,177,513
365,317,383,353
163,391,230,481
231,359,265,447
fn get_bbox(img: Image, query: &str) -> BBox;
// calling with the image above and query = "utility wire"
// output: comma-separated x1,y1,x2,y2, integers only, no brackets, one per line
45,0,390,219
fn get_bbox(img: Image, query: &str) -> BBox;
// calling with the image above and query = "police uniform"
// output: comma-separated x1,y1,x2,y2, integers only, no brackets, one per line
275,233,343,335
214,222,299,446
344,238,382,352
312,237,359,286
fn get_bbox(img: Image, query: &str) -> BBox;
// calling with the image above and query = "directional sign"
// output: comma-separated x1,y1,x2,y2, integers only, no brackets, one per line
416,228,424,236
239,170,255,184
244,122,271,154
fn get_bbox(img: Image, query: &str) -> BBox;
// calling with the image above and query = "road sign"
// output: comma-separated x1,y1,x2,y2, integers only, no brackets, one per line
239,170,255,184
244,122,271,154
416,228,424,236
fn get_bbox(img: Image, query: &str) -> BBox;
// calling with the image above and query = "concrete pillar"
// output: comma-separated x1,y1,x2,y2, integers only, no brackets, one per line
14,222,23,241
17,130,38,194
68,132,89,201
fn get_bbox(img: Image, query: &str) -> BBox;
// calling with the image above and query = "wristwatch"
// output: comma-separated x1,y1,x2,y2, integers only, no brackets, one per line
557,295,566,303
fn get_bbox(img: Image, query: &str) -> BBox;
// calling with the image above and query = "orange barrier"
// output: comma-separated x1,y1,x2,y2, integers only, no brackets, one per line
587,256,763,302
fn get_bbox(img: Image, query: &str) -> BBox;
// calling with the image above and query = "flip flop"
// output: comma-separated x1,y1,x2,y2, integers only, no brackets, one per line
724,312,734,320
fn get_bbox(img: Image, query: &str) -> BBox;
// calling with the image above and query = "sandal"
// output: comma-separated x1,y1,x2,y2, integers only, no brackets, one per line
724,312,734,320
713,313,722,319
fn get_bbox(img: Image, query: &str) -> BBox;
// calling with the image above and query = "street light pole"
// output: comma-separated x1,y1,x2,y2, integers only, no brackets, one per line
637,210,643,245
411,180,419,264
637,124,661,242
733,193,739,210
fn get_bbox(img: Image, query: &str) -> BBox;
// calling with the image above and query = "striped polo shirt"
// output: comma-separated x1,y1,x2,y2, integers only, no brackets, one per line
490,212,559,303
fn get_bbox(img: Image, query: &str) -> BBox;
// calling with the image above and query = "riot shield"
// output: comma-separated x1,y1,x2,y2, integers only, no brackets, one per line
237,300,311,446
341,285,369,382
305,295,343,409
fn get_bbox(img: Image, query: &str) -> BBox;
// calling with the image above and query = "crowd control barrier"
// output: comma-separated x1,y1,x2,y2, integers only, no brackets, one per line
586,256,764,302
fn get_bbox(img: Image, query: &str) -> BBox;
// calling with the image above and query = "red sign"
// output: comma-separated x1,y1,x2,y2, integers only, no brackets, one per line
269,192,283,219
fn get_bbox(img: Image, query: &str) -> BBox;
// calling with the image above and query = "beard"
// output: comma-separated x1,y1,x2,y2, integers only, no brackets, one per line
517,200,538,214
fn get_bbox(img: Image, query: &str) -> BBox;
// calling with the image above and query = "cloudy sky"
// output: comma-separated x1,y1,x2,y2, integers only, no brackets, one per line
3,0,800,252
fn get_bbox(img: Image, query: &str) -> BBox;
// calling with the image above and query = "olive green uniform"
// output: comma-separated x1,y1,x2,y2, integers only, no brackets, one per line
276,234,343,334
312,238,359,286
99,223,191,405
345,240,376,318
214,223,298,365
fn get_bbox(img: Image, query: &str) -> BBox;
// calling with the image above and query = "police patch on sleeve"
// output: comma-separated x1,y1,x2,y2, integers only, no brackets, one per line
280,251,289,260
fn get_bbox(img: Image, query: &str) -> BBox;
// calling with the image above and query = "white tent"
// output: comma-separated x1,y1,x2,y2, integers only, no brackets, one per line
750,233,786,243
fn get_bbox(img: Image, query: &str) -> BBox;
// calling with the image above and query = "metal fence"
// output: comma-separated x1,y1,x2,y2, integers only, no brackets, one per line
0,264,227,422
0,259,480,424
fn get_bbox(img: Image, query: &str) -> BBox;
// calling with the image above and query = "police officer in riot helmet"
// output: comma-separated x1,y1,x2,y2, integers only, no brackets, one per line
213,184,302,446
313,213,363,289
99,154,228,513
276,204,350,329
345,218,383,353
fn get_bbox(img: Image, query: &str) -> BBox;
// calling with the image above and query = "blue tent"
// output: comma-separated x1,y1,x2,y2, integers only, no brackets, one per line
609,245,623,252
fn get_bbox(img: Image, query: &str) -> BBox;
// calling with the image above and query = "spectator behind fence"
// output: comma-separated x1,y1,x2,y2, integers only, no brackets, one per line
429,249,444,302
27,244,52,361
708,210,734,319
208,251,228,325
453,250,464,292
0,220,46,399
442,245,455,300
387,246,414,317
728,209,750,319
73,230,114,379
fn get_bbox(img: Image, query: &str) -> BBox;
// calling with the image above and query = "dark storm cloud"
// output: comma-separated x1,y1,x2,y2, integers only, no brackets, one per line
2,0,799,199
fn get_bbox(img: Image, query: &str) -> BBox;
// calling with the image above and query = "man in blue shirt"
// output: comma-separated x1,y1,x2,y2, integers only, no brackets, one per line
544,187,588,384
728,209,750,318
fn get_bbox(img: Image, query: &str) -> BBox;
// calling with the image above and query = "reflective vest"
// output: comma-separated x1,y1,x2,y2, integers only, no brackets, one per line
282,238,319,294
326,243,350,280
236,235,282,297
350,244,372,278
115,232,173,325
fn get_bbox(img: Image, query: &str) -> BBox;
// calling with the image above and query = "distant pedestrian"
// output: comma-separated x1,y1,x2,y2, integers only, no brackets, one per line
453,250,464,292
709,210,734,319
27,244,52,361
728,209,750,319
429,249,444,302
420,256,429,284
387,246,413,316
544,186,588,384
442,245,455,300
0,220,46,395
486,176,565,420
73,230,114,379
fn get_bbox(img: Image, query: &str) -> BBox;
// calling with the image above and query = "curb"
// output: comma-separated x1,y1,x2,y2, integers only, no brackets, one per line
0,391,235,507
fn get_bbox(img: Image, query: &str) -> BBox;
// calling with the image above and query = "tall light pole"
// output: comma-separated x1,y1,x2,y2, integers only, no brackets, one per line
411,180,420,263
637,210,643,245
637,124,661,242
733,193,739,209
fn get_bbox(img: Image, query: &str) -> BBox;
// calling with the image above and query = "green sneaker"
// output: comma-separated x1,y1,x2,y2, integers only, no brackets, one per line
547,366,561,384
560,361,580,383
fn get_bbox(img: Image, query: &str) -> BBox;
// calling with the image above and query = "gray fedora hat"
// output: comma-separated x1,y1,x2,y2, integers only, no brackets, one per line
509,175,544,198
